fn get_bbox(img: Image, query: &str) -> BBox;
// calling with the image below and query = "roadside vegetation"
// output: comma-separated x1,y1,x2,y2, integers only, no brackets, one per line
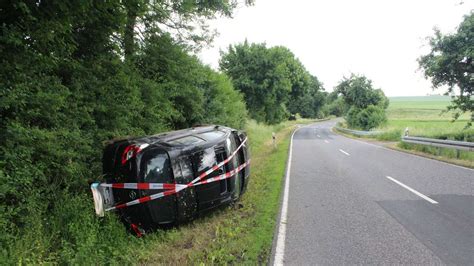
0,1,327,264
329,74,390,130
379,96,473,166
336,96,473,167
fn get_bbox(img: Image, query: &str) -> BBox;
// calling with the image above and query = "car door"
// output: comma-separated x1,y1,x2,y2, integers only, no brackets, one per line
193,146,229,211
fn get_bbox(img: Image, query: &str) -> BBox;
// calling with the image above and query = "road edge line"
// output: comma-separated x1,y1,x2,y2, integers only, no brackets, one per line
271,125,301,266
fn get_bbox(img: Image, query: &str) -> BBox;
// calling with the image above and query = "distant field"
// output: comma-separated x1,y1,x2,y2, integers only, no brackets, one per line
380,96,472,138
375,96,473,163
387,95,470,121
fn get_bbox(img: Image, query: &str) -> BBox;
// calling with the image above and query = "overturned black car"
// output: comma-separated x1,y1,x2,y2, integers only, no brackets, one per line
91,125,250,234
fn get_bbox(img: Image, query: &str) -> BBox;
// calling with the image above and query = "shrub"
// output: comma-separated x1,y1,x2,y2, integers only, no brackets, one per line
346,105,387,130
324,97,346,117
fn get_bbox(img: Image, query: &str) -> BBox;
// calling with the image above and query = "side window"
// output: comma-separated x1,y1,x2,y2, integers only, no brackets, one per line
193,147,225,178
179,157,194,184
141,149,173,183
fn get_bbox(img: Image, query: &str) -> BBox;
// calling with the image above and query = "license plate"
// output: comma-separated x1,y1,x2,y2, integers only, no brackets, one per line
90,182,115,217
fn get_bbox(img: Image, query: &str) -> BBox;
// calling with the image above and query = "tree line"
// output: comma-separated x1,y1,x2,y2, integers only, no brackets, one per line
220,41,327,124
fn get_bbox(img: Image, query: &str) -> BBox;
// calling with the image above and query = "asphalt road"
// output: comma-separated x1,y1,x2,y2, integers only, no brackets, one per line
273,120,474,265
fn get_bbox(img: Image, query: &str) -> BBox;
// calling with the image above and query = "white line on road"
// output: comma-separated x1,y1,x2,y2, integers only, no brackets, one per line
324,140,329,143
339,149,350,156
385,176,438,204
317,134,321,138
273,125,302,265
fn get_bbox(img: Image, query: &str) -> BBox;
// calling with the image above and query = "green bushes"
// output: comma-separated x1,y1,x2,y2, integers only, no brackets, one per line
0,2,247,263
346,105,387,130
332,74,389,130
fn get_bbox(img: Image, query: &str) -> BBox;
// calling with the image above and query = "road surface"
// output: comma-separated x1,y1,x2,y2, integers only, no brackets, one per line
272,120,474,265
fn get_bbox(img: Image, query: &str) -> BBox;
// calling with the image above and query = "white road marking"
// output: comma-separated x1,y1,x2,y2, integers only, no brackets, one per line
324,140,329,143
273,125,302,265
317,134,321,138
339,149,350,156
385,176,438,204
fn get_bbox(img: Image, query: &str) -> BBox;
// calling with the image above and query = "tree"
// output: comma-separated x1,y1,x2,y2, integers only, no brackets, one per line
335,74,389,109
219,42,291,123
220,41,326,123
335,74,389,130
123,0,254,60
419,12,473,125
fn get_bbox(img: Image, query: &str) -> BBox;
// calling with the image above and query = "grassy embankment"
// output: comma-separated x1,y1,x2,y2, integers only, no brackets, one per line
378,96,473,166
137,119,315,264
67,118,311,264
7,118,317,265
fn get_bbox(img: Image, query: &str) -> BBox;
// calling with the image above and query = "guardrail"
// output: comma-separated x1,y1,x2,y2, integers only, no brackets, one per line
334,127,383,136
401,136,474,152
334,126,473,158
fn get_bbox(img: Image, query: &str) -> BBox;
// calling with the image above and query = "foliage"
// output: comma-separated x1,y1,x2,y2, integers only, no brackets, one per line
219,41,326,124
323,92,346,117
335,74,389,109
0,1,247,263
346,105,387,130
418,12,473,125
122,0,253,57
334,74,389,130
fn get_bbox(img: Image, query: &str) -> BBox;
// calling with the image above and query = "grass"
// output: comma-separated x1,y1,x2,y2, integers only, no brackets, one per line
383,96,472,137
126,118,315,264
388,143,474,169
387,95,470,120
378,96,473,165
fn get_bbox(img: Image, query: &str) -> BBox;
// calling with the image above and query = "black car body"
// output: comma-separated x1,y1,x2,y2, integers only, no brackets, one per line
98,125,250,232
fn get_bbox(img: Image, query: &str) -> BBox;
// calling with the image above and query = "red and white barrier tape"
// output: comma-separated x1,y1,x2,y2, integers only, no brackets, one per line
105,160,250,211
100,183,187,190
99,137,248,211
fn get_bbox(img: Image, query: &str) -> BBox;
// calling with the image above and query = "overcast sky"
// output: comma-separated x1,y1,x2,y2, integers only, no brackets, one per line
198,0,473,96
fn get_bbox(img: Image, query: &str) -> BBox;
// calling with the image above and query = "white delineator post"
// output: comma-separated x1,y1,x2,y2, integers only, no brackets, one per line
272,132,276,149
